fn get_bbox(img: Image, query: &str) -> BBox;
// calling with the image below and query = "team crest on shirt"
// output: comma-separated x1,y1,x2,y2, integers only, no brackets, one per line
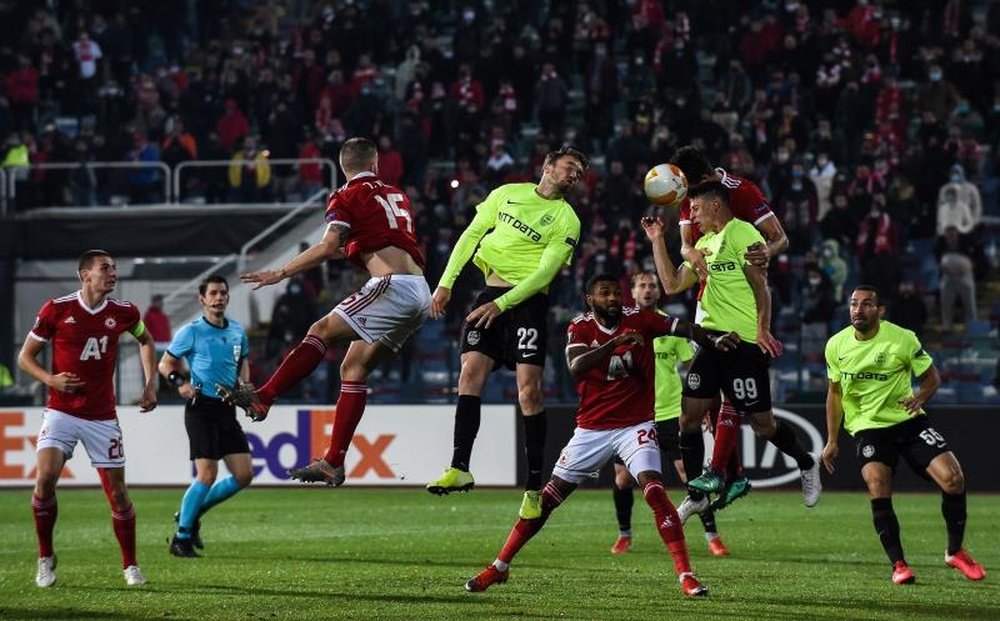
875,352,886,366
467,330,481,346
539,214,555,227
862,444,875,458
105,317,117,329
687,373,701,389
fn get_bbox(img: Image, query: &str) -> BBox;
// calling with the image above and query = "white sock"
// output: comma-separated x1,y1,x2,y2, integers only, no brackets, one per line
705,532,719,543
492,560,509,571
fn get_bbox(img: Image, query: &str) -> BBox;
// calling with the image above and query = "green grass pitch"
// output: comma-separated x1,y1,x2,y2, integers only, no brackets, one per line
0,487,997,620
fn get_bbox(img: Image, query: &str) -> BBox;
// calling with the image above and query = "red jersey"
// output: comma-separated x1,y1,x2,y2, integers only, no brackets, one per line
678,167,774,244
29,292,142,421
566,308,680,430
324,171,425,269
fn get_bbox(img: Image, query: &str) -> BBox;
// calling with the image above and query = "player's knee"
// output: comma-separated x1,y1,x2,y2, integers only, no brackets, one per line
518,386,542,414
34,475,58,499
340,359,367,382
750,414,776,437
940,466,965,494
235,471,253,488
678,410,701,433
107,485,130,511
614,469,633,489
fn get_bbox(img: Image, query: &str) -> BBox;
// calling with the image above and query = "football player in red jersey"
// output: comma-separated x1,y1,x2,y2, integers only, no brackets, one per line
668,146,794,518
464,273,738,598
18,249,159,587
219,137,430,486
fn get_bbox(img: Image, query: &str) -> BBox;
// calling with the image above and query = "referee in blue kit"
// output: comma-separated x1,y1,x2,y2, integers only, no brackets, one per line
158,275,252,558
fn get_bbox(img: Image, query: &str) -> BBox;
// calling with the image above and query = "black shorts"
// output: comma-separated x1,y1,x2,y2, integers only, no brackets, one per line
461,286,549,370
683,338,772,414
854,416,950,475
185,396,251,461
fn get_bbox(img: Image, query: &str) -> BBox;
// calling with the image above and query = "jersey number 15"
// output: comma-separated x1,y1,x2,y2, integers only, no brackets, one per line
376,193,413,233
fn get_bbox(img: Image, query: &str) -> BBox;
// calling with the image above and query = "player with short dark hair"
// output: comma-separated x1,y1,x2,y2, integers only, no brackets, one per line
822,286,986,585
159,275,252,557
464,273,739,597
220,136,430,486
669,145,791,516
18,249,158,587
608,271,729,557
426,146,587,520
642,182,821,521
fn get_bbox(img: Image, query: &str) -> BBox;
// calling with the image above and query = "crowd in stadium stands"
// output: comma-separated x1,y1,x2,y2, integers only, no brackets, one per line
2,1,999,398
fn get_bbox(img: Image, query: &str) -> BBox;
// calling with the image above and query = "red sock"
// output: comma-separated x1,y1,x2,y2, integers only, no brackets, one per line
32,494,57,558
112,504,137,568
323,381,368,467
498,481,565,563
711,401,740,474
258,335,327,405
643,480,691,575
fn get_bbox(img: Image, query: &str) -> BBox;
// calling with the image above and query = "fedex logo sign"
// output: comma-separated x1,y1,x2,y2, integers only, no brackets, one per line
244,409,397,483
0,411,75,481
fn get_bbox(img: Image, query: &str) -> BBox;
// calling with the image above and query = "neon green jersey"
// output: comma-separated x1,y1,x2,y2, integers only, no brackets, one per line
653,311,694,422
825,320,934,435
437,183,580,312
690,218,765,343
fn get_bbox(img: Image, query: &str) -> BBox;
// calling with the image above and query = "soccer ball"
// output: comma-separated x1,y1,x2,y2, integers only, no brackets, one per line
643,164,688,206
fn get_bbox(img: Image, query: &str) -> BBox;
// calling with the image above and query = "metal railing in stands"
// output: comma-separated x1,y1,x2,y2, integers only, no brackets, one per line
237,188,330,274
173,158,336,204
3,161,171,213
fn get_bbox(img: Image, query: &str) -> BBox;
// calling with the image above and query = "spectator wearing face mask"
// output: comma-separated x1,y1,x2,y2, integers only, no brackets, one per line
937,163,982,225
818,239,848,300
935,226,979,332
801,263,835,341
777,162,819,255
820,193,858,251
809,152,837,220
890,281,928,339
936,185,976,236
917,64,959,121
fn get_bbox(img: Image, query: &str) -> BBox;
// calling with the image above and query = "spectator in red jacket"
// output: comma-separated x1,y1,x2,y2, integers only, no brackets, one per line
6,55,39,130
217,99,250,152
377,135,404,186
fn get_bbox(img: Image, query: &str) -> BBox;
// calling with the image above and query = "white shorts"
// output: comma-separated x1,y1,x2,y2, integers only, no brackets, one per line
552,421,662,484
332,274,431,352
36,409,126,468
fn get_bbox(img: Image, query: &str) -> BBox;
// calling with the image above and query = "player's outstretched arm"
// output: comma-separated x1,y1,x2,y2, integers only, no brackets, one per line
242,225,345,290
678,221,710,280
18,335,84,393
566,332,644,378
436,199,499,297
822,380,844,474
641,216,698,294
745,216,789,268
900,365,941,415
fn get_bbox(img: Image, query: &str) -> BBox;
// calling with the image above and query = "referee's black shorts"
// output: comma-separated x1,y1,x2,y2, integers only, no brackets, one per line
185,396,251,461
461,286,549,370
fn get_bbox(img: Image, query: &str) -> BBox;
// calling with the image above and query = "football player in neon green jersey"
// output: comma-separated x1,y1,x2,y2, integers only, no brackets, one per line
608,271,730,557
426,147,587,519
822,285,985,585
642,180,821,521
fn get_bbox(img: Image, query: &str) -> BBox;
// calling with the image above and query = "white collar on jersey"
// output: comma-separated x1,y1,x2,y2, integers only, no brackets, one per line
348,171,377,182
76,290,109,315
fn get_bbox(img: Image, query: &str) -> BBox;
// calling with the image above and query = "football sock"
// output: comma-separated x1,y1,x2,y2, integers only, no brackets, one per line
323,380,368,467
523,411,547,490
497,481,567,564
32,494,57,558
450,395,481,472
698,508,718,535
258,335,327,405
711,401,740,474
612,484,634,534
769,420,814,470
941,491,967,556
679,431,706,500
177,480,210,538
112,504,138,569
871,497,904,564
199,476,243,516
642,479,691,575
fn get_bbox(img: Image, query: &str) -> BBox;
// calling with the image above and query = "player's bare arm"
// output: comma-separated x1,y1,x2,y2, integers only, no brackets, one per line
899,365,941,415
429,287,451,319
158,352,199,400
744,216,789,268
678,222,710,279
822,380,844,474
641,216,699,294
743,261,782,358
135,328,158,413
566,331,644,377
674,319,740,352
18,335,85,393
241,224,346,290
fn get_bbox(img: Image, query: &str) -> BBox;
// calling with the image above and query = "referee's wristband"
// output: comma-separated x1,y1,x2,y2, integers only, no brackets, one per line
167,371,185,387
